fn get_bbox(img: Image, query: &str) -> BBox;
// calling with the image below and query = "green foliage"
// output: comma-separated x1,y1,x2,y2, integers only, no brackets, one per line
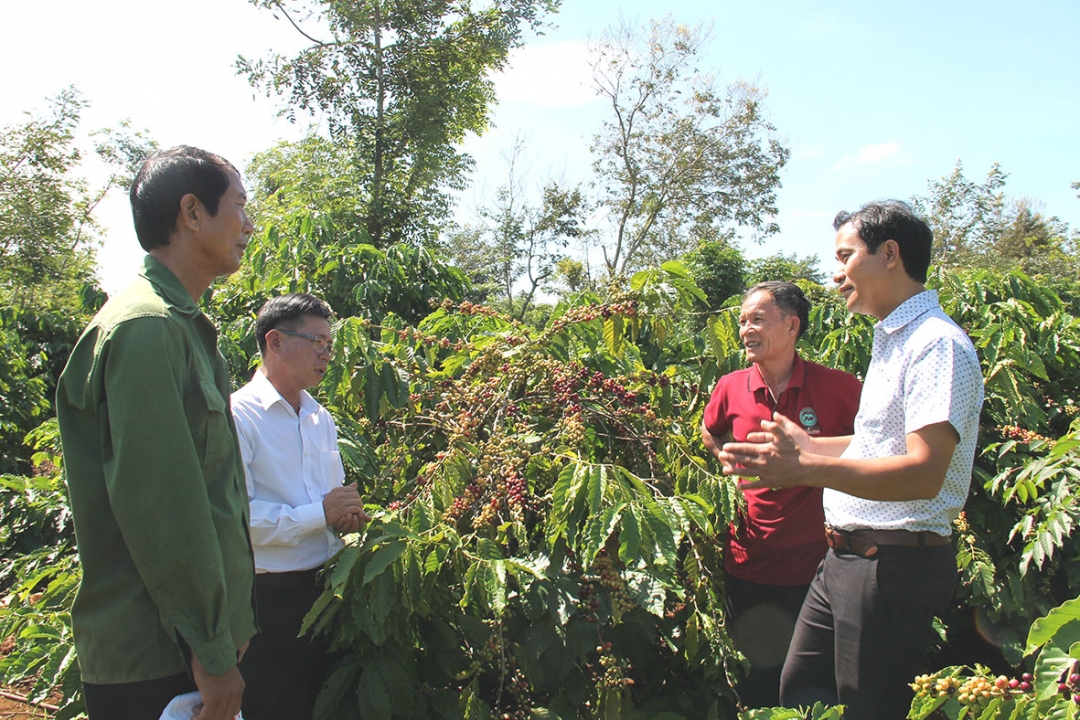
745,252,826,287
0,418,84,718
210,216,470,384
239,0,559,247
682,241,746,314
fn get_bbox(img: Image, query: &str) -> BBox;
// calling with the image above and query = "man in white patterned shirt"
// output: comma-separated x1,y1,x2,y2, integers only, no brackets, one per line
717,200,984,719
232,293,368,720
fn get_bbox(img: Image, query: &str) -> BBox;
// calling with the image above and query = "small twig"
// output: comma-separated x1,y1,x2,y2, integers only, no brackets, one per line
0,686,60,712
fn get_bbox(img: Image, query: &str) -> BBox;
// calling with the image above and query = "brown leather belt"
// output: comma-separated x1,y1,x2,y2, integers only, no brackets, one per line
824,526,951,558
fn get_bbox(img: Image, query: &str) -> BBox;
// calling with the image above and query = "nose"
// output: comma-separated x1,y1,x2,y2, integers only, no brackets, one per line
833,267,845,285
242,211,255,237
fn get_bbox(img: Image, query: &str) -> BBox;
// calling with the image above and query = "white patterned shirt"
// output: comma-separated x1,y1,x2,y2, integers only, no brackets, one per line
824,290,984,535
232,370,346,573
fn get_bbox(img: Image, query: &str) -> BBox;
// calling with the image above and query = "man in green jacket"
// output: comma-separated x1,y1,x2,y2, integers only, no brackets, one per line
57,146,257,720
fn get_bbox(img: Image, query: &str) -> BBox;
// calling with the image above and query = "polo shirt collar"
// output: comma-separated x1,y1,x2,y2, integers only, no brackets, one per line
878,289,937,335
748,353,806,393
247,368,317,417
139,255,200,317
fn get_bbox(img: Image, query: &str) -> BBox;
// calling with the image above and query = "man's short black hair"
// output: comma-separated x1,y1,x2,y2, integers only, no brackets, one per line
255,293,334,354
833,200,933,283
130,146,237,251
744,281,811,340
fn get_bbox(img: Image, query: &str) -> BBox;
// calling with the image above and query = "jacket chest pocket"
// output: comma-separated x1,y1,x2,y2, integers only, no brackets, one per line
185,380,233,472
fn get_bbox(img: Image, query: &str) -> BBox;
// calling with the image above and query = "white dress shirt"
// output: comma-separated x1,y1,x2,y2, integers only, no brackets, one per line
825,290,984,535
231,370,345,573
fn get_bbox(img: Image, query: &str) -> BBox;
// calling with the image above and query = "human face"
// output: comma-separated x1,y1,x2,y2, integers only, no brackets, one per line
833,223,889,320
271,315,334,391
199,169,254,278
738,290,798,367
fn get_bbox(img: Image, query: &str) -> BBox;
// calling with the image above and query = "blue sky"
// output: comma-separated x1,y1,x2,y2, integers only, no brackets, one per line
2,0,1077,292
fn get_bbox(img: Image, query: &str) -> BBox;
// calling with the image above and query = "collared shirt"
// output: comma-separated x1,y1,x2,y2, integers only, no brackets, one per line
231,370,346,574
826,290,984,535
704,354,862,585
56,255,256,684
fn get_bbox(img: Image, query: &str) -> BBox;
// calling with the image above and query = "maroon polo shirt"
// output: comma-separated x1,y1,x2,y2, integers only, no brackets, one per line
704,354,862,585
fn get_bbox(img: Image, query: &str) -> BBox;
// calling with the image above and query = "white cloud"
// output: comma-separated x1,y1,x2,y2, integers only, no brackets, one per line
492,41,600,108
830,141,901,170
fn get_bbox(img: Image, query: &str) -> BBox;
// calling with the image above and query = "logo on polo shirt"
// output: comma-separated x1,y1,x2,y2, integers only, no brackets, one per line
799,407,818,430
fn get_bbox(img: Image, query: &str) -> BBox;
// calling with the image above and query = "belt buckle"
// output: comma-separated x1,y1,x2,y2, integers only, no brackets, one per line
826,527,878,558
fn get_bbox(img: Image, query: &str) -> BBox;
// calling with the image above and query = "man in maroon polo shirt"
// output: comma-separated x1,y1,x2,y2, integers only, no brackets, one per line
702,281,861,709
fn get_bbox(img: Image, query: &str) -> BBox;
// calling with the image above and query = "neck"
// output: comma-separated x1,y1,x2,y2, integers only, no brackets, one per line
756,354,796,399
874,281,926,321
149,246,213,302
261,367,303,414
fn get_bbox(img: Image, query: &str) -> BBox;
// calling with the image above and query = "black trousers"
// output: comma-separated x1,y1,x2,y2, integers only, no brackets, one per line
725,574,811,709
84,672,196,720
779,544,957,720
240,570,330,720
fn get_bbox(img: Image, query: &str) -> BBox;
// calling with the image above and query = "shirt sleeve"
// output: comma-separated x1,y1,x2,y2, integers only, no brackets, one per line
904,334,983,439
100,318,240,676
233,405,331,548
703,377,731,438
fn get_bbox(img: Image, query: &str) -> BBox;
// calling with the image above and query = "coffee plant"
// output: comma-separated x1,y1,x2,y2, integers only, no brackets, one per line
908,594,1080,719
303,262,754,719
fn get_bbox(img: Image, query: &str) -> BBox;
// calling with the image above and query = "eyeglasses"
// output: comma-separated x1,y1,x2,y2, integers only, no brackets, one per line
275,328,334,356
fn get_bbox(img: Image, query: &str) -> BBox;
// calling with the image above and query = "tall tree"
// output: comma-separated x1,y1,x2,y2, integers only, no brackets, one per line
239,0,559,248
911,160,1009,267
589,17,790,277
447,138,590,318
0,89,155,313
0,88,96,312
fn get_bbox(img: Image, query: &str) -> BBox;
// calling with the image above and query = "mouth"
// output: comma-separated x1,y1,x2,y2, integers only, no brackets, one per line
744,341,761,352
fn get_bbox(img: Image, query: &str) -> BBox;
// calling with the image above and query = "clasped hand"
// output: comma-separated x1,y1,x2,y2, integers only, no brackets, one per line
716,412,812,489
323,483,371,534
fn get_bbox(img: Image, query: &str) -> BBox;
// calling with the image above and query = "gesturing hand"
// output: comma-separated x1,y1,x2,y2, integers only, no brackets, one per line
716,412,814,489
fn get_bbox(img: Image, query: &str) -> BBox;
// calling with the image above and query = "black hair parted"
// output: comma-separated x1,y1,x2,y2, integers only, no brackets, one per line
833,200,933,283
129,146,237,251
744,280,811,340
255,293,334,354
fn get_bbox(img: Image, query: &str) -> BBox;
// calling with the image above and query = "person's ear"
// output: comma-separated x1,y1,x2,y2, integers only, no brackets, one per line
883,239,901,269
177,193,201,232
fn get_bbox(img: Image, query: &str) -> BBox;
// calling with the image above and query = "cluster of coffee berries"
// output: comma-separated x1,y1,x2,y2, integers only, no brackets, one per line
911,671,1034,706
592,554,635,615
596,649,634,690
998,425,1054,445
1057,671,1080,704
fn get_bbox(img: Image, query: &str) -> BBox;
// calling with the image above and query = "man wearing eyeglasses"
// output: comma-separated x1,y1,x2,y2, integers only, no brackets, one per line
230,293,368,719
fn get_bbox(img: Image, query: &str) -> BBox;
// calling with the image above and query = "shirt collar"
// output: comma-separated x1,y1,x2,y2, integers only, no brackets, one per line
748,353,805,394
248,368,317,417
878,289,937,335
139,255,201,317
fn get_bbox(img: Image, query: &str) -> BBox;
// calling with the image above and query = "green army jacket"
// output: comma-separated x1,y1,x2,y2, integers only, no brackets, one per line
56,255,256,683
